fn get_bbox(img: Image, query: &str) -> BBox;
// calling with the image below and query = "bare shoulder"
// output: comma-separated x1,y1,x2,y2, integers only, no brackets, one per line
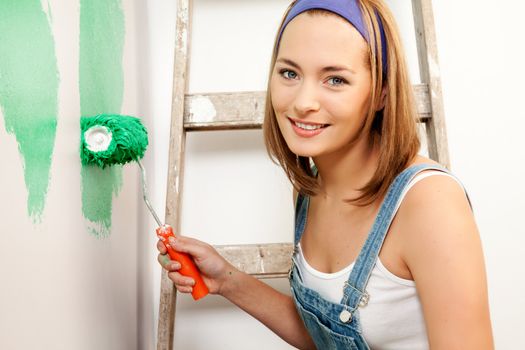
401,154,471,224
398,159,475,261
395,157,493,348
404,170,470,215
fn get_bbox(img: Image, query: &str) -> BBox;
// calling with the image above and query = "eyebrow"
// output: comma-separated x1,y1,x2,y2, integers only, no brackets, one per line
276,58,356,74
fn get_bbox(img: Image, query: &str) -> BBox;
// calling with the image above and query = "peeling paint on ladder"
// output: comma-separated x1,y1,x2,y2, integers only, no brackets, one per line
190,96,217,123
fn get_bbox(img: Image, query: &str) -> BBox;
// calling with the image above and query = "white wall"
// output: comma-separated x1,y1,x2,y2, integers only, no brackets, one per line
138,1,525,349
0,0,522,349
0,0,140,349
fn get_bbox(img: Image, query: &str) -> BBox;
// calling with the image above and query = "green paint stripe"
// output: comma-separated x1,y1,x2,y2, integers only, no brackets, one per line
79,0,125,237
0,0,60,222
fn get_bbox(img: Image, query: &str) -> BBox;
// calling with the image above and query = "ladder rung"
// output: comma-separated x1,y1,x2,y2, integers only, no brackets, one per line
214,243,294,279
184,84,431,131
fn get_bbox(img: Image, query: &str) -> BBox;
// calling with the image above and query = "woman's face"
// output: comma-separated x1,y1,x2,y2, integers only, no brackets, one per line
270,12,372,158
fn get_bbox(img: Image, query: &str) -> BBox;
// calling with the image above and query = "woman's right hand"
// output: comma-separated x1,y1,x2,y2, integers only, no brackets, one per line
157,236,316,349
157,235,236,296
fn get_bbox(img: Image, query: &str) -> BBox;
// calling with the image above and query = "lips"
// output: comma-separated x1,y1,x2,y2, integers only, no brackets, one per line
288,117,329,138
288,117,328,128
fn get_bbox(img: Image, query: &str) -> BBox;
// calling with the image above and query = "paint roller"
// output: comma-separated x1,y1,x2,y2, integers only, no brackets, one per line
80,114,209,300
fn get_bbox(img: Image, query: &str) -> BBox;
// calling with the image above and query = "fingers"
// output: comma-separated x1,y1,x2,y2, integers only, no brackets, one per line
157,253,180,271
157,235,213,295
167,235,211,259
157,254,195,293
157,235,209,258
156,253,196,293
167,271,196,294
157,240,167,254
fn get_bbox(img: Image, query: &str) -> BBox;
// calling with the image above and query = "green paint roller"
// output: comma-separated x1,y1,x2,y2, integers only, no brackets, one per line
80,114,209,300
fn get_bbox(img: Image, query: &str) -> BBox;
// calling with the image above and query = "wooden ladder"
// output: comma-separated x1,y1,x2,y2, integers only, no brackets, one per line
157,0,449,348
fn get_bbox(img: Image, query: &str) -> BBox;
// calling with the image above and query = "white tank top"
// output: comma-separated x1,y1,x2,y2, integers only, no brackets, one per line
296,171,461,350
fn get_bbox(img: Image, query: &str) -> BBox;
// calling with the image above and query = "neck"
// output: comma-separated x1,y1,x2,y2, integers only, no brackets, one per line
313,134,379,201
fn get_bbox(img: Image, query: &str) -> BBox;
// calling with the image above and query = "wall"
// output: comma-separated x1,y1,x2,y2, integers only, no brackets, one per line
0,0,523,349
0,0,140,349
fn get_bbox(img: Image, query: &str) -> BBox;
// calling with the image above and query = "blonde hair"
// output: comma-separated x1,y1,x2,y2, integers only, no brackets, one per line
263,0,420,206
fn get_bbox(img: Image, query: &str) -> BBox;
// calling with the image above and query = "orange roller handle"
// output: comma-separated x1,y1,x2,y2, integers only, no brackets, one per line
156,225,209,300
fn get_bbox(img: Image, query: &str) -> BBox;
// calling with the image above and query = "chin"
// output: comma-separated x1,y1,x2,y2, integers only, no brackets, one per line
287,142,324,158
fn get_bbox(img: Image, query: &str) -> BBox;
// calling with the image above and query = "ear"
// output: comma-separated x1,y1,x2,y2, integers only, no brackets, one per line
377,86,387,111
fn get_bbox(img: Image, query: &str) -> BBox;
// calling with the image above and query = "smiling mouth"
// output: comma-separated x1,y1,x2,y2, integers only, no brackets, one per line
288,117,329,131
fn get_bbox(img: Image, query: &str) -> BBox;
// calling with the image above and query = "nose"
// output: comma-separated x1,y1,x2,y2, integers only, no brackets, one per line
293,80,321,115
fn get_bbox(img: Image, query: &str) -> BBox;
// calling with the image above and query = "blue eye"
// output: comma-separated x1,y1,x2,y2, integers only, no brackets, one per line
280,69,298,80
327,76,347,86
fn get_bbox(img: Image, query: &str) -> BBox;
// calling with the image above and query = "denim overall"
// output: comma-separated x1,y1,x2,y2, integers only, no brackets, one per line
288,163,464,350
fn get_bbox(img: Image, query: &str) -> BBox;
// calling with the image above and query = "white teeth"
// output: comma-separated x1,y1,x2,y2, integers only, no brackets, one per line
294,121,325,130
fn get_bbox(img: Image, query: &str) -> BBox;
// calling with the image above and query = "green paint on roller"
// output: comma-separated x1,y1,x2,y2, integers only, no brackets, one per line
79,0,125,237
80,115,148,168
80,115,148,237
0,0,60,221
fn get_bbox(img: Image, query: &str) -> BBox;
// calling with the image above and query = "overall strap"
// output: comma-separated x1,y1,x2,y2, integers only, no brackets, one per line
294,192,308,245
293,164,319,245
341,163,450,308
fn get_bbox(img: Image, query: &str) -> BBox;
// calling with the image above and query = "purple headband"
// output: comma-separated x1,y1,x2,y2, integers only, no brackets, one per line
277,0,387,74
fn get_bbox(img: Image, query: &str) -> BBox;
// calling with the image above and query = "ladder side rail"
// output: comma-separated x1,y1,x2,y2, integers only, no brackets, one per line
412,0,451,168
157,0,193,349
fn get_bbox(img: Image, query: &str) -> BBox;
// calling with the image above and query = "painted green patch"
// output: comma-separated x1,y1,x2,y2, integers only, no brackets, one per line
79,0,125,237
160,254,171,266
81,165,123,237
0,1,60,222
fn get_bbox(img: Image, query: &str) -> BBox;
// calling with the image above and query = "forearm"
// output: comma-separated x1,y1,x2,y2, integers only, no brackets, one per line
220,269,316,350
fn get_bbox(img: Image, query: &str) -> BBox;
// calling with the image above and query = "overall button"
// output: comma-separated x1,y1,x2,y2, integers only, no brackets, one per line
339,309,352,323
359,292,370,307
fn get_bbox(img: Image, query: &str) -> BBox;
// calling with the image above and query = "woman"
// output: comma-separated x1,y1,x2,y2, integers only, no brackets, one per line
157,0,493,348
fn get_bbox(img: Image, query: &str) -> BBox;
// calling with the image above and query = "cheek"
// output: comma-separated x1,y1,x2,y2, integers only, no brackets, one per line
270,82,283,114
323,94,357,122
270,76,293,114
324,87,372,123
